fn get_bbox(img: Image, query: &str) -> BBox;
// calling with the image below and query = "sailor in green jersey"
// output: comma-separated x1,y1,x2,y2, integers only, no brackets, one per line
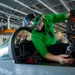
24,12,75,64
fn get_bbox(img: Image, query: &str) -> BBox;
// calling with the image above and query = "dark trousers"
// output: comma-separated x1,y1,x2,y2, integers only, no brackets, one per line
41,43,75,63
47,43,68,55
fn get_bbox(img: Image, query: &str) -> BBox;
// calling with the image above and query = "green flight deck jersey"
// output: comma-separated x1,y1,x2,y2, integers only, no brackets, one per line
31,13,67,58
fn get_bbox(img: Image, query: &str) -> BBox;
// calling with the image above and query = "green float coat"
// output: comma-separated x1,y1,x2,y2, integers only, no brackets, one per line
31,13,67,58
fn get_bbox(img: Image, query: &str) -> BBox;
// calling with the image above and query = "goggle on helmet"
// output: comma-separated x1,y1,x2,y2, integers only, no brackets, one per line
24,13,42,30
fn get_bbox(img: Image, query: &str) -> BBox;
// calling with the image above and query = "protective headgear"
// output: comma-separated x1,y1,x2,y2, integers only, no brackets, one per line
24,13,42,29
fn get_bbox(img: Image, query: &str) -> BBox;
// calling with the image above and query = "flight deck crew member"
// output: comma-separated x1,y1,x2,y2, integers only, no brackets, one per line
24,12,75,64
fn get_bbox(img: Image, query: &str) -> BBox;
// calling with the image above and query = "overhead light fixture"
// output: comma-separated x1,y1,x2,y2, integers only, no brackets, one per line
37,0,58,14
0,2,27,15
59,0,70,12
13,0,43,14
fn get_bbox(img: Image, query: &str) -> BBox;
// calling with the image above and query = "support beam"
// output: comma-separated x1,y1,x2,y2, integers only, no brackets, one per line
13,0,43,14
54,25,65,31
37,0,58,14
22,18,25,27
0,10,23,19
0,3,27,16
7,16,11,29
59,0,70,12
56,23,66,28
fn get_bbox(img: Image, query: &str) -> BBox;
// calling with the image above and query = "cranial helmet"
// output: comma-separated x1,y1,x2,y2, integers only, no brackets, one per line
24,13,42,29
